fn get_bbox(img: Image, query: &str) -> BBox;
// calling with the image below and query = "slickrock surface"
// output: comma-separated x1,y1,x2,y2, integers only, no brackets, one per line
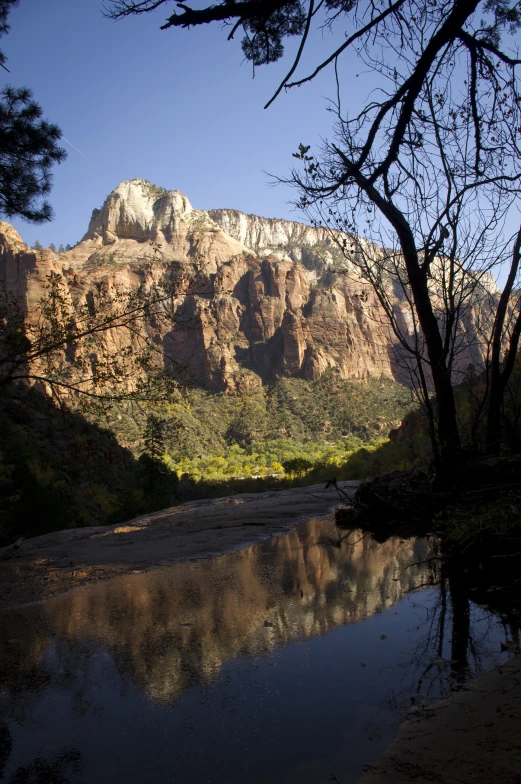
357,655,521,784
0,481,357,610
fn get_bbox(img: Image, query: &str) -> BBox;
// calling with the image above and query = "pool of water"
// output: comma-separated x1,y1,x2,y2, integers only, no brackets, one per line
0,517,516,783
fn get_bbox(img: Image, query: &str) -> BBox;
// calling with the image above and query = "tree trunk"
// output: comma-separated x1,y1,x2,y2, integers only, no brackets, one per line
485,228,521,455
355,171,461,464
486,373,504,456
409,269,460,460
485,314,521,455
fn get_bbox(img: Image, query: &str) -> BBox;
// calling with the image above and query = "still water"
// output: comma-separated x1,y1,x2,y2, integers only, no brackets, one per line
0,517,515,784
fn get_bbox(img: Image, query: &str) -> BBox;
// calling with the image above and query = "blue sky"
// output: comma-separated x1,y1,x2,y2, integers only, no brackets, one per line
3,0,362,248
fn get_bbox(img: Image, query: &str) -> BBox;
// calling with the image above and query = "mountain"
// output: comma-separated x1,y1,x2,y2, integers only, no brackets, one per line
0,178,491,393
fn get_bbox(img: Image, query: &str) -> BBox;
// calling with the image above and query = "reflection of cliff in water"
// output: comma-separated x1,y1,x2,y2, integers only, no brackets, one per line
0,520,430,705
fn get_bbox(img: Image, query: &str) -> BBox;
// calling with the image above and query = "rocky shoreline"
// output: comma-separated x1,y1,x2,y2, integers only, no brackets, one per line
0,481,357,611
357,655,521,784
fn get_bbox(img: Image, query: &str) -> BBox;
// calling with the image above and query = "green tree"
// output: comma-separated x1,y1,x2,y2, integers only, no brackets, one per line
31,240,42,250
48,242,56,252
282,456,313,476
143,413,165,461
139,412,177,504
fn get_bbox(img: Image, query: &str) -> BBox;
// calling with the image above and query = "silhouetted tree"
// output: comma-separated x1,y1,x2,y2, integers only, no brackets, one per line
485,228,521,454
105,2,521,105
0,1,65,223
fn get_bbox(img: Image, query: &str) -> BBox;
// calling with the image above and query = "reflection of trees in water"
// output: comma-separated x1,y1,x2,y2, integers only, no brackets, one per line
0,520,430,708
0,520,518,780
2,521,517,717
0,721,81,784
0,723,12,780
406,560,521,701
449,574,471,683
9,749,82,784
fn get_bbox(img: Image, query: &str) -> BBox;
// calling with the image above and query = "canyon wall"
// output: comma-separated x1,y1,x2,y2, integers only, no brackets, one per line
0,178,492,392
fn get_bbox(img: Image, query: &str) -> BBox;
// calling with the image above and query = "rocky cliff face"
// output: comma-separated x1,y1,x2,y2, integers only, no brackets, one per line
208,208,341,271
0,179,492,393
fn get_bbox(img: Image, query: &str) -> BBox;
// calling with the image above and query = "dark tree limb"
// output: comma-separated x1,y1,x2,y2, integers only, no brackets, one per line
486,226,521,454
161,0,291,30
284,0,407,91
264,0,315,109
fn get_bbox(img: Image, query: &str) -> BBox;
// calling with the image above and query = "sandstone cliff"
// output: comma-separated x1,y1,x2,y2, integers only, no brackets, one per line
0,178,492,393
208,207,342,272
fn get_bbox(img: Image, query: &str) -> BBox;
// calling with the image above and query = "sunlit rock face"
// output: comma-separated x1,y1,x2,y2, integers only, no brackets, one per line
72,179,245,272
0,520,430,704
85,179,193,245
208,208,338,268
0,179,497,392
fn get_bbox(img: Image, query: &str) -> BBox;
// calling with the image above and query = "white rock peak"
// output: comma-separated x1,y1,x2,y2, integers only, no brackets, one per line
84,179,194,245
